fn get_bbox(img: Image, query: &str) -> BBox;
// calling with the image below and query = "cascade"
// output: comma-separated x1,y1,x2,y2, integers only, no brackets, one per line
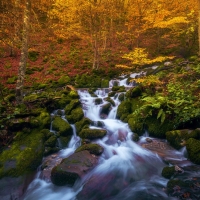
23,73,195,200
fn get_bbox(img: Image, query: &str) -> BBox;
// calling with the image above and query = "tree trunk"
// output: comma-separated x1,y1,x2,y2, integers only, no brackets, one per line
16,0,31,104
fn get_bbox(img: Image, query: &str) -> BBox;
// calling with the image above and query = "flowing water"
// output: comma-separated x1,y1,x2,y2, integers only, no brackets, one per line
23,74,193,200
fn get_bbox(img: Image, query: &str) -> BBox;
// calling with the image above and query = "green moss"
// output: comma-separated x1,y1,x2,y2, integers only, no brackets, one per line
101,79,109,88
104,97,115,106
166,129,198,149
79,128,107,139
132,133,139,142
52,116,73,136
186,138,200,164
108,91,116,97
161,166,175,179
118,93,125,101
126,86,142,98
75,143,104,155
57,75,71,87
0,129,44,178
35,111,51,129
145,117,174,138
95,98,103,105
112,86,125,92
64,99,81,115
59,136,71,148
66,107,84,124
167,179,188,194
116,101,132,122
68,90,79,99
44,135,57,147
100,103,111,116
75,117,91,134
128,118,144,135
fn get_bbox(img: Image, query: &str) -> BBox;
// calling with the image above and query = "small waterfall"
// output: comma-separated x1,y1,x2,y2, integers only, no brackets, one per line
23,72,192,200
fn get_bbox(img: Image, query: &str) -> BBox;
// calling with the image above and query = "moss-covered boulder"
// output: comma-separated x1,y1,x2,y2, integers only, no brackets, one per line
66,107,84,124
166,129,198,149
118,93,125,102
186,138,200,164
125,86,142,98
57,75,71,87
161,166,175,179
64,99,81,115
128,118,144,135
52,116,73,136
111,86,125,92
75,117,91,134
132,133,139,142
108,91,116,97
0,129,45,178
51,150,98,186
104,97,115,106
75,143,104,155
94,98,103,105
100,103,112,118
145,117,174,138
116,101,132,122
79,128,107,139
44,135,57,147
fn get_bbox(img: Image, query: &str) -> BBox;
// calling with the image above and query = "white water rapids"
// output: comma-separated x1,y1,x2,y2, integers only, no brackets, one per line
23,74,189,200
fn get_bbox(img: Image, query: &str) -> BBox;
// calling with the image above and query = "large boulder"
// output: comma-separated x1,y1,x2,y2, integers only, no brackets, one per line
166,129,199,149
64,99,81,115
75,143,104,155
100,103,112,118
79,128,107,139
75,117,91,134
66,107,84,124
52,116,73,136
51,150,98,186
116,101,132,122
186,138,200,164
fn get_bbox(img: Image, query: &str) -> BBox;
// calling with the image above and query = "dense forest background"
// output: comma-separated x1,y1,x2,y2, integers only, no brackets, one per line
0,0,199,90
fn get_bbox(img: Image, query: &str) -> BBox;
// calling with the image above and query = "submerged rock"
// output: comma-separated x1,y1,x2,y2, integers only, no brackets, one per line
186,138,200,164
51,150,98,186
75,143,104,155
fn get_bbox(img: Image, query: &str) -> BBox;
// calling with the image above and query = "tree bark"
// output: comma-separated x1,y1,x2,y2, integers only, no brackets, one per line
16,0,31,104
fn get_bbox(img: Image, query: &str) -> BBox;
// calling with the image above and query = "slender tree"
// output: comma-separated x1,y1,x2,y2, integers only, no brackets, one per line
16,0,31,104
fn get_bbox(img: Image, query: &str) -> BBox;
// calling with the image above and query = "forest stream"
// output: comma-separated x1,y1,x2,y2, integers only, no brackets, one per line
22,73,200,200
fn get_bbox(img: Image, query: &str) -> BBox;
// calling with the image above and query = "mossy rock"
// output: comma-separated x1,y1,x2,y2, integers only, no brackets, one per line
166,179,188,194
51,150,98,186
100,103,111,118
91,121,104,128
132,133,139,142
41,129,55,140
44,135,57,147
52,116,73,136
128,118,144,135
186,138,200,164
66,107,84,124
58,136,72,148
145,117,174,138
75,143,104,155
104,97,115,106
118,93,125,102
64,99,81,115
116,101,132,122
111,86,125,92
8,117,31,131
68,90,79,99
94,98,103,105
56,98,71,108
161,166,175,179
79,128,107,139
44,147,60,156
126,86,142,98
166,129,198,149
0,129,45,178
108,91,116,97
75,117,91,134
